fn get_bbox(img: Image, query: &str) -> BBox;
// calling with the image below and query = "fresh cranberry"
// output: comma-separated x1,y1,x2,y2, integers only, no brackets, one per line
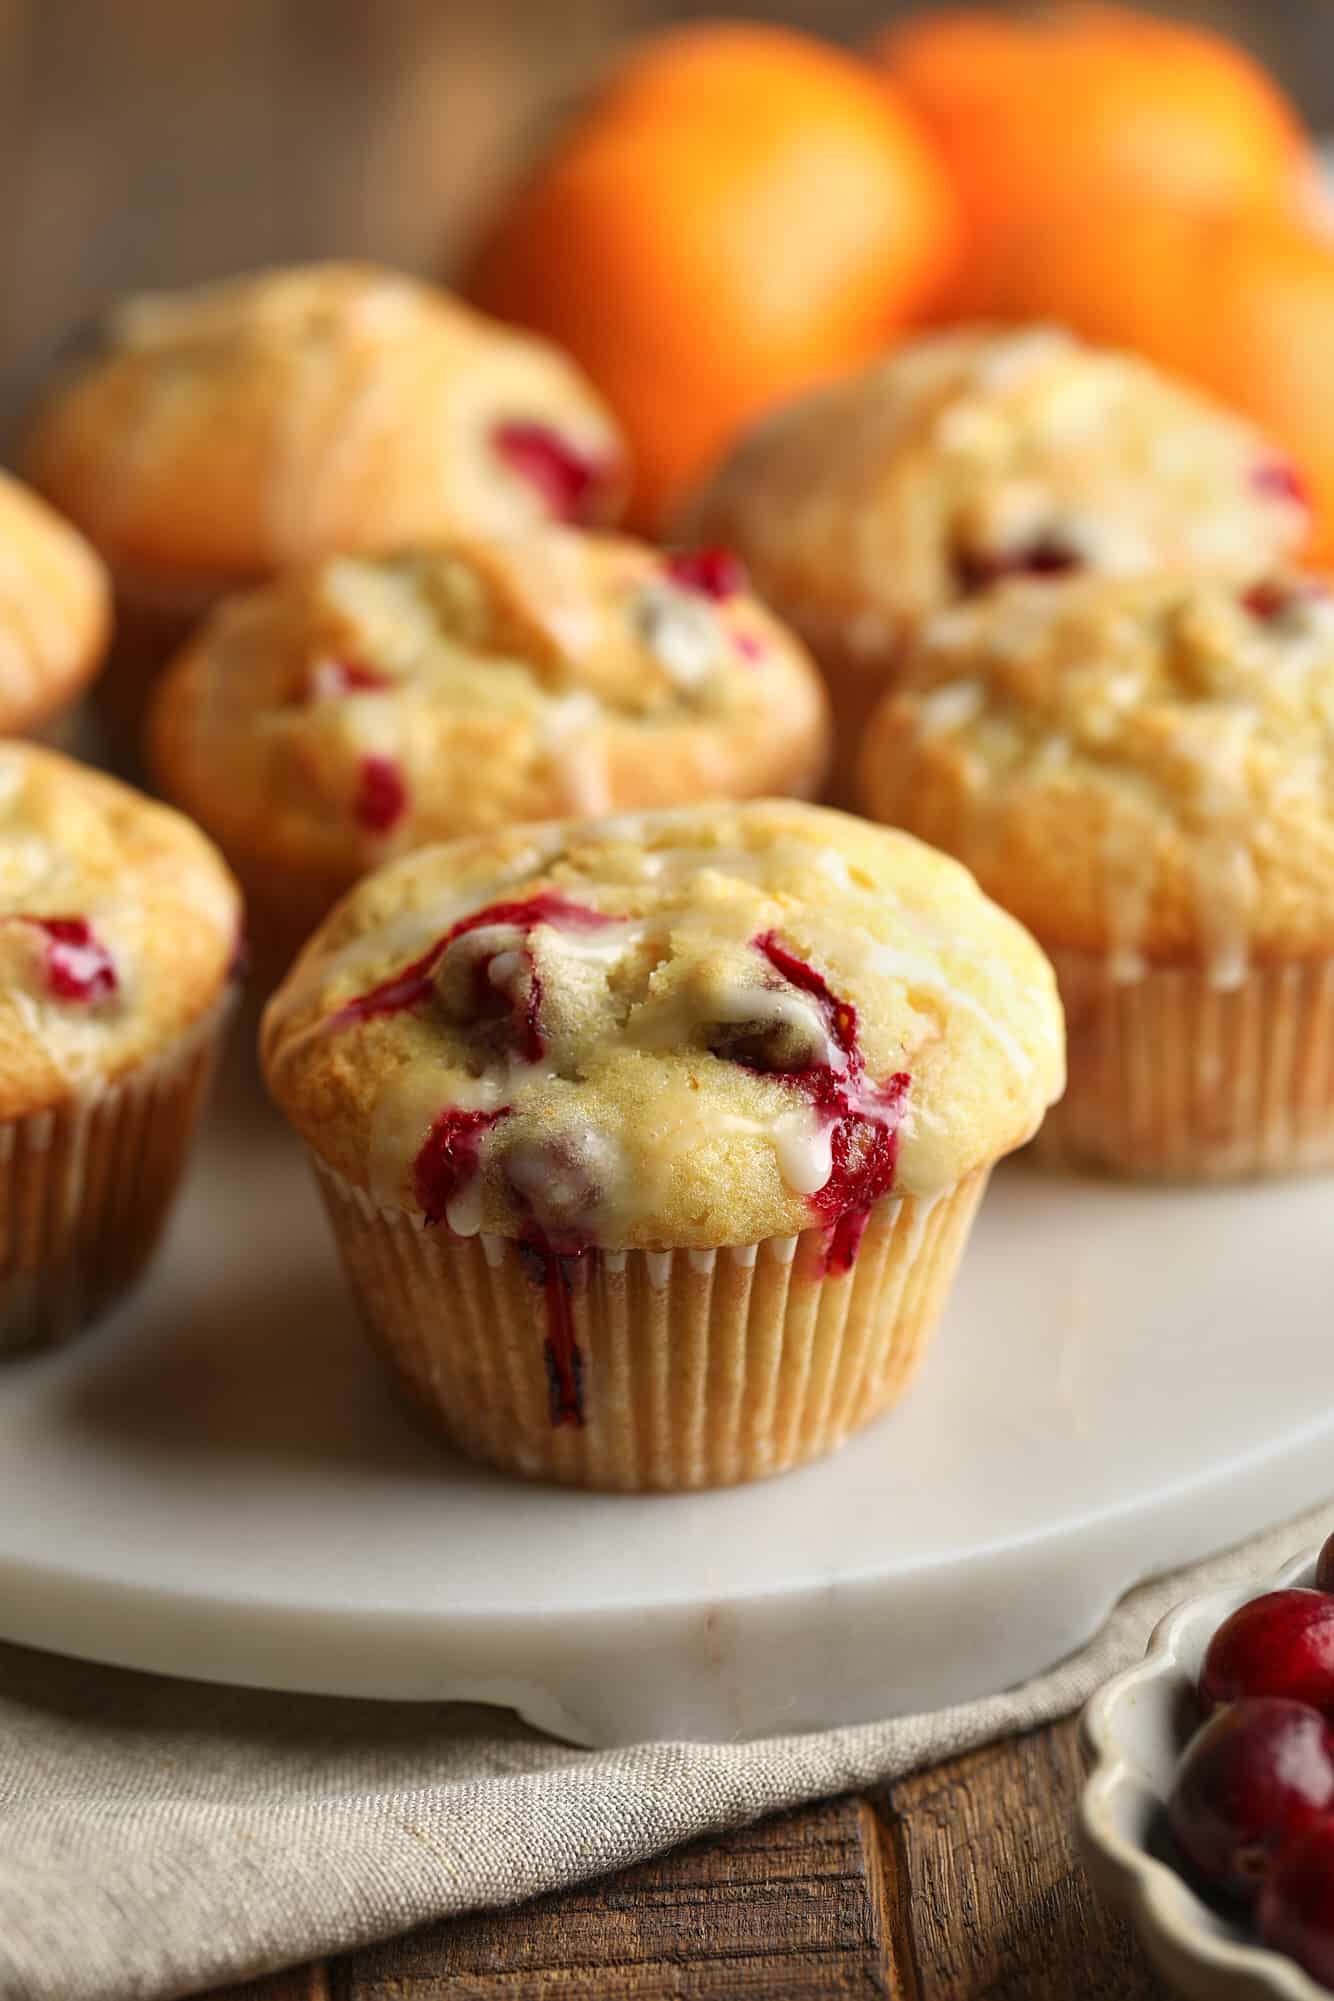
29,917,118,1003
491,421,613,523
954,535,1082,594
665,547,748,601
413,1106,508,1227
354,754,408,835
332,893,612,1031
1251,458,1311,510
1168,1699,1334,1902
1258,1817,1334,1988
304,658,394,703
1316,1535,1334,1595
1201,1591,1334,1718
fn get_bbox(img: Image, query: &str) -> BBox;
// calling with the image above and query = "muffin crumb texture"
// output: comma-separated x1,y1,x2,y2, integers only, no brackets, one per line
0,746,241,1118
861,572,1334,984
262,799,1063,1253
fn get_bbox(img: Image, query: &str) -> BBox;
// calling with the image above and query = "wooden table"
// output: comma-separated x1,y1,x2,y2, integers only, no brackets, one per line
210,1716,1168,2000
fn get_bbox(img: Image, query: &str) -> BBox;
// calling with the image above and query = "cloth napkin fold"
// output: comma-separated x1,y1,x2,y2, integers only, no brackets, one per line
3,1499,1331,2001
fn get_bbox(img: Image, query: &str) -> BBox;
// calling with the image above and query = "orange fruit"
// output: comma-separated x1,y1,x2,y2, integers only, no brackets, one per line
873,5,1311,312
468,23,960,527
980,193,1334,561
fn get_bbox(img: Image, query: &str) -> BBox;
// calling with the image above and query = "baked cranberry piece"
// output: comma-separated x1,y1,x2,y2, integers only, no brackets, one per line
1258,1817,1334,1988
665,547,748,601
954,535,1082,595
1200,1591,1334,1718
491,421,612,523
31,917,118,1003
1251,458,1310,510
354,754,408,835
1316,1534,1334,1595
414,1106,508,1227
304,658,394,703
1168,1699,1334,1902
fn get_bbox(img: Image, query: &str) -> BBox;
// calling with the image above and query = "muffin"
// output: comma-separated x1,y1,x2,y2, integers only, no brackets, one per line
860,570,1334,1179
20,262,628,751
148,530,831,972
261,799,1063,1490
0,745,241,1350
0,471,110,741
684,325,1311,797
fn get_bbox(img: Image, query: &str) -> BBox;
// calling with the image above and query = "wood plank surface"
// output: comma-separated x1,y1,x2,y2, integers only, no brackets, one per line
204,1719,1167,2001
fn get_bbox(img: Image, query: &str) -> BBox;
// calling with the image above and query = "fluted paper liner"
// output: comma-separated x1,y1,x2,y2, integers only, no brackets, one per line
0,1002,228,1354
312,1162,989,1491
1035,949,1334,1179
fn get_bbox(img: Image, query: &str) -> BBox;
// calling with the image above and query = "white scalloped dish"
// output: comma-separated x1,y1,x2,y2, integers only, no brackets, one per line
1081,1550,1329,2001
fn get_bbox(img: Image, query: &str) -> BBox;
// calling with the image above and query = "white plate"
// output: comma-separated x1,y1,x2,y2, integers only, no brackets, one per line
2,1046,1334,1746
1081,1552,1327,2001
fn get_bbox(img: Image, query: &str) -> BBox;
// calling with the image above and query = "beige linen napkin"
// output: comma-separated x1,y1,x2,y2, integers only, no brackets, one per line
2,1498,1331,2001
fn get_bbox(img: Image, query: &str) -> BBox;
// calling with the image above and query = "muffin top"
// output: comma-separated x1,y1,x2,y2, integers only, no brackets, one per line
684,326,1309,674
860,572,1334,980
0,746,241,1117
261,800,1063,1251
21,263,628,581
0,472,110,732
150,533,830,921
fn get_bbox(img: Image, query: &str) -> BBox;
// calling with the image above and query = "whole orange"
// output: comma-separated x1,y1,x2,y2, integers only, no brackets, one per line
874,5,1311,312
467,24,960,528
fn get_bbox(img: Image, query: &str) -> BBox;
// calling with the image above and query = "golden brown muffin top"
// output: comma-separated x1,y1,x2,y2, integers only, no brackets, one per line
861,571,1334,978
0,472,110,733
685,326,1309,678
149,533,830,926
262,799,1063,1249
0,745,241,1116
21,263,628,581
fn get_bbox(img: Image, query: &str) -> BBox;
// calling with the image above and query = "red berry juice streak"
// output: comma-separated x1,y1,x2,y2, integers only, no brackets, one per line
751,931,910,1273
340,893,615,1429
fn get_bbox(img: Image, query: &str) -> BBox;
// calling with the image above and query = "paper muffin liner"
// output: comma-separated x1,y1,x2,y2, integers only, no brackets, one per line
0,1000,230,1354
311,1161,989,1491
1032,948,1334,1179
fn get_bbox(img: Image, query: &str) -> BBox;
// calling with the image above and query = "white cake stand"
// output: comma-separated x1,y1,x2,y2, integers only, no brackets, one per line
0,1054,1329,1747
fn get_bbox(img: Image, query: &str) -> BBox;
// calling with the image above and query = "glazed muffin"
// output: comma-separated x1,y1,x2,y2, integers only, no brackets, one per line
149,531,831,970
0,745,241,1350
20,262,627,749
684,325,1310,797
261,799,1063,1490
0,471,110,741
860,570,1334,1179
